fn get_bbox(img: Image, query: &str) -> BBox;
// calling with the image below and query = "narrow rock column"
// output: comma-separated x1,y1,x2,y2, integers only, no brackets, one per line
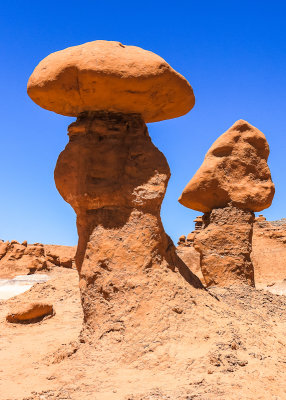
193,205,255,287
55,112,202,338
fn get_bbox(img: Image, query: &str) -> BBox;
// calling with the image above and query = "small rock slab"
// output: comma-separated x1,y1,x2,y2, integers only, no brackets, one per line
6,302,54,324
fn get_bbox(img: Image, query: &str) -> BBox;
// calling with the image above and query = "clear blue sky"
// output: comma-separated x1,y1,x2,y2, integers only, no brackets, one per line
1,1,286,245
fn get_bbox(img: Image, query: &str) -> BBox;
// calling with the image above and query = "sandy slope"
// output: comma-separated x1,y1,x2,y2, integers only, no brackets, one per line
0,267,285,400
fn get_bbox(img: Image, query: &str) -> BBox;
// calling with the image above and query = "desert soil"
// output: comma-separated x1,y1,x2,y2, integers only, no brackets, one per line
0,267,285,400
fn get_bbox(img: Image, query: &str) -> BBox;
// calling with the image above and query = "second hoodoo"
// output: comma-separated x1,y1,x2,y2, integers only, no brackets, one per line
179,120,275,287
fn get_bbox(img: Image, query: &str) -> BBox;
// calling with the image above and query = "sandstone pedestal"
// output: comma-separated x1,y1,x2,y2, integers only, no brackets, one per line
194,205,255,287
54,112,202,338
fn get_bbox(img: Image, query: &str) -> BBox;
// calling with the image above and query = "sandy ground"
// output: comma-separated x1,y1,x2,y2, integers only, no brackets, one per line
0,268,285,400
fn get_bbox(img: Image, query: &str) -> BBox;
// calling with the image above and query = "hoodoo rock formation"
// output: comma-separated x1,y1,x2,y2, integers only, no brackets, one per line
28,40,201,341
179,120,275,287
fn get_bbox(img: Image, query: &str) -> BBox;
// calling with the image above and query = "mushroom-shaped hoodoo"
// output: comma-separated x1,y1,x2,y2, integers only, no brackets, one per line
27,40,194,122
178,120,275,287
27,40,200,341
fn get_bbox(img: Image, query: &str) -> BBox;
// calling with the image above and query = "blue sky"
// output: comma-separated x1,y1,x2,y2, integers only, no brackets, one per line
1,1,286,245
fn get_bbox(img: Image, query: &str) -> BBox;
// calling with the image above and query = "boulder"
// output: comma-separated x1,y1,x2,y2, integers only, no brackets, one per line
27,40,195,123
0,241,9,260
60,256,73,269
186,232,195,243
6,302,54,323
178,235,186,245
45,250,60,267
255,214,266,222
27,258,47,274
179,120,275,212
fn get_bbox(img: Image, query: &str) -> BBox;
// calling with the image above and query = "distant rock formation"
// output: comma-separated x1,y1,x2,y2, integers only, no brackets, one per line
252,218,286,284
179,120,275,287
0,241,75,278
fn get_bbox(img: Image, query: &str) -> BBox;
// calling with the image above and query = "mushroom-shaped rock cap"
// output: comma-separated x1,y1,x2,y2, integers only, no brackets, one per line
27,40,195,123
179,120,275,212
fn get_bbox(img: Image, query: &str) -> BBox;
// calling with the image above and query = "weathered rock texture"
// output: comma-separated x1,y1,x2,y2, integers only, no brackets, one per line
0,241,75,278
1,255,286,400
193,205,255,287
252,218,286,284
6,302,54,323
179,120,275,212
176,244,202,281
179,120,274,287
178,215,286,288
55,111,202,338
27,40,195,122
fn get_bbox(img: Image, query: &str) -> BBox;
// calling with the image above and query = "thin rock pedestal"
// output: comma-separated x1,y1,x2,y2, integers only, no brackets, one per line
194,205,255,287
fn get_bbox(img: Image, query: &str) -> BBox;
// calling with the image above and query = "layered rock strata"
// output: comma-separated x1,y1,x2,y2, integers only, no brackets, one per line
178,216,286,287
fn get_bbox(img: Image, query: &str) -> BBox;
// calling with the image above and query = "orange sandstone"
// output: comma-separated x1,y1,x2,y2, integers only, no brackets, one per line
54,111,202,337
27,40,195,122
28,41,200,339
6,302,54,323
179,120,274,212
179,120,274,287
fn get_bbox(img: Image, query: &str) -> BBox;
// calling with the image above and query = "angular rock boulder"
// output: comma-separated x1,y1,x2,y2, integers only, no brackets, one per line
179,120,275,212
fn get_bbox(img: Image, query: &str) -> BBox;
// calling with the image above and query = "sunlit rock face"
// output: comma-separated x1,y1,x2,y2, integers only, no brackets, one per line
179,120,275,288
55,111,202,337
28,40,200,340
179,120,275,213
193,205,255,287
27,40,195,122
